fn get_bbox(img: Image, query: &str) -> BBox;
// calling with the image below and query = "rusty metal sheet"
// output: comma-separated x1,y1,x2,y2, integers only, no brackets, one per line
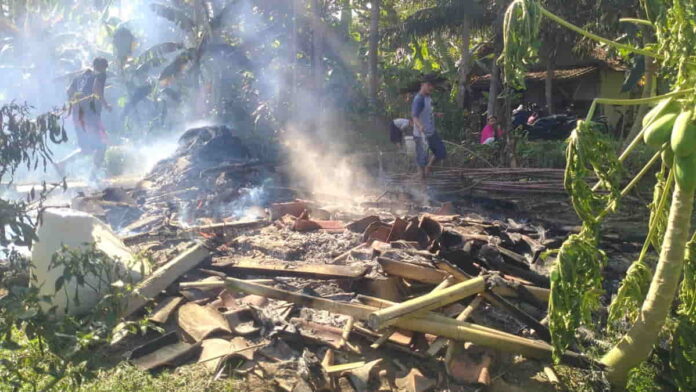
293,218,345,233
224,307,260,336
447,344,494,386
293,218,322,232
403,218,430,249
258,339,298,362
347,359,382,392
394,368,435,392
199,338,233,373
345,216,380,233
418,215,443,243
387,218,408,243
177,303,232,342
290,318,343,349
363,221,392,243
148,296,184,324
433,201,457,216
229,336,259,361
270,201,310,220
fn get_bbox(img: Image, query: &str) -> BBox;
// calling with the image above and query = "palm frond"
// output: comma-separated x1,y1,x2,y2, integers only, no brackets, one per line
384,0,486,44
150,3,196,32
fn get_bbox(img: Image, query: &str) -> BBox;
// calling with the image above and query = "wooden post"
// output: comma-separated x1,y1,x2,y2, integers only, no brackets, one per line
367,276,487,330
123,243,210,317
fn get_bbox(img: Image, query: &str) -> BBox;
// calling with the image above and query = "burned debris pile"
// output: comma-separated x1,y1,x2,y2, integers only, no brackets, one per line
84,126,281,234
110,195,595,392
55,126,609,390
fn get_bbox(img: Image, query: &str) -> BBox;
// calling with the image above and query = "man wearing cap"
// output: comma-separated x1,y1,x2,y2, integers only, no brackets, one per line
411,74,447,178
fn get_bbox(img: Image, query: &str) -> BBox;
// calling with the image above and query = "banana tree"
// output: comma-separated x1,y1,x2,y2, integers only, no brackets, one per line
146,0,252,118
500,0,696,389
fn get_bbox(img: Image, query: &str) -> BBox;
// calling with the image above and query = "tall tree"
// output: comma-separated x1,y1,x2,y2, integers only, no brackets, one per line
368,0,380,111
456,19,472,108
383,0,486,110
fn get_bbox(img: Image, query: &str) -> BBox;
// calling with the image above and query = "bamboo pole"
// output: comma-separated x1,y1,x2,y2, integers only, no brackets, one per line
371,275,454,349
370,327,396,349
367,276,487,330
427,294,483,356
434,260,550,303
216,277,594,367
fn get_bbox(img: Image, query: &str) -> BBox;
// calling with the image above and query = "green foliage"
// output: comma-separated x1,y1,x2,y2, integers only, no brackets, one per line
669,235,696,391
548,226,606,361
513,136,567,168
656,0,696,88
626,360,664,392
0,103,66,181
501,0,542,90
564,120,623,225
546,119,625,360
0,245,157,391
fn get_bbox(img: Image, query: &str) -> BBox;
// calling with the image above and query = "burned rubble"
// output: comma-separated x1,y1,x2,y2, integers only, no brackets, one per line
60,126,608,391
114,197,588,392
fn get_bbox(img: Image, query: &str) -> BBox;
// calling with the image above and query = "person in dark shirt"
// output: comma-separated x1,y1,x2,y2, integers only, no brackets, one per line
411,75,446,178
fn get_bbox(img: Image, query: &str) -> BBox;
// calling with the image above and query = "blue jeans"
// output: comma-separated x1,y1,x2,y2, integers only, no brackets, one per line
415,133,447,167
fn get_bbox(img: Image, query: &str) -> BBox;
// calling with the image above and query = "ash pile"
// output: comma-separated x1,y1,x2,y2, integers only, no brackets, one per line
74,125,282,234
111,197,599,392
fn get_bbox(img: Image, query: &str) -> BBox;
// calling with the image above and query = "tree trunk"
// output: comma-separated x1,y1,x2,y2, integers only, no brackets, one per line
456,19,472,108
487,60,500,118
311,0,324,126
622,57,655,149
601,184,695,388
368,0,380,112
278,0,299,124
545,57,554,114
340,0,352,38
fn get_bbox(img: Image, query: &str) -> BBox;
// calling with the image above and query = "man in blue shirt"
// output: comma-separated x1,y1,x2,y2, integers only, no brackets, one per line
411,75,446,178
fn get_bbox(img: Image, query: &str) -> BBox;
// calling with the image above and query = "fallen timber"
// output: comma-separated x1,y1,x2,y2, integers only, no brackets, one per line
367,276,487,330
180,277,596,368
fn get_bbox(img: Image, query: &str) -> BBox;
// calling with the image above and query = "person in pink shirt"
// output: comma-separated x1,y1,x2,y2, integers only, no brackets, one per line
480,115,504,144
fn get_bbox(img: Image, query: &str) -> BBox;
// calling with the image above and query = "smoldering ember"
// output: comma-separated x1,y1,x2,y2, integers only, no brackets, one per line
1,1,695,392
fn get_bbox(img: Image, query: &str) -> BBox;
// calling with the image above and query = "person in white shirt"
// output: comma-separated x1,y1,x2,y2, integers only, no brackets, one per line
390,118,412,146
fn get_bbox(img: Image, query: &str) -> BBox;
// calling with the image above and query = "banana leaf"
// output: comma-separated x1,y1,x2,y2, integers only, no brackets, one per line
150,3,195,32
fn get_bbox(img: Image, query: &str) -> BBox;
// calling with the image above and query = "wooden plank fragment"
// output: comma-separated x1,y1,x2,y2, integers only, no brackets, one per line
377,256,447,284
212,257,367,279
124,243,210,317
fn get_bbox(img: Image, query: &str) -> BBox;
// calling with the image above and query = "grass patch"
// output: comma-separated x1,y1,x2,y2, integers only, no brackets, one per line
79,363,240,392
